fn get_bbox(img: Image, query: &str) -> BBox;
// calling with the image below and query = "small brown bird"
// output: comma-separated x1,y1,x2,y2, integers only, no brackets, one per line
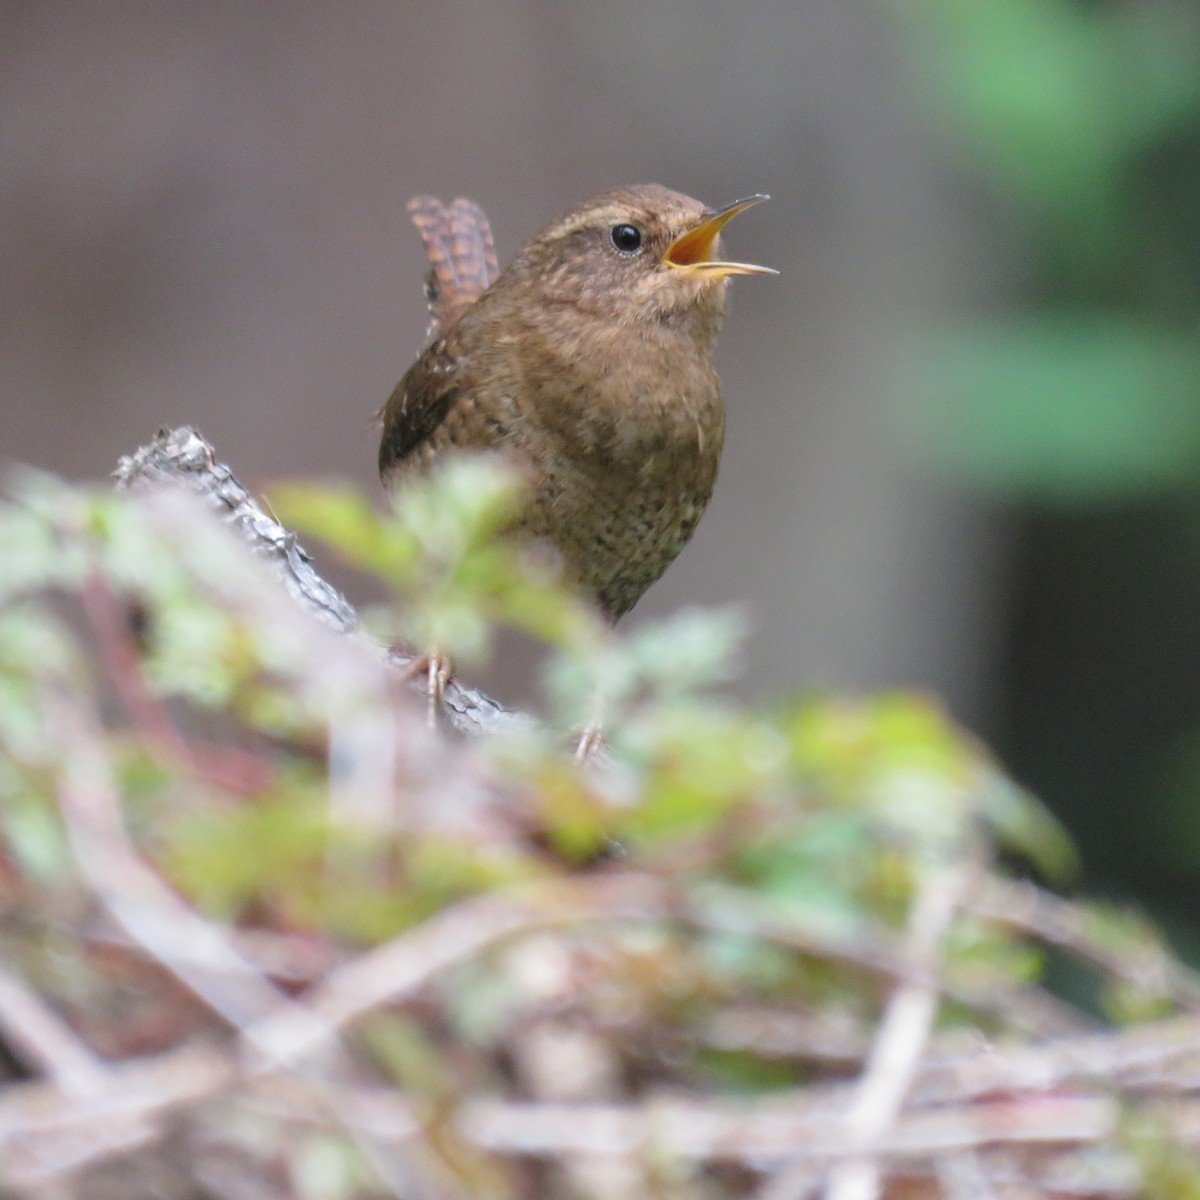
379,185,775,631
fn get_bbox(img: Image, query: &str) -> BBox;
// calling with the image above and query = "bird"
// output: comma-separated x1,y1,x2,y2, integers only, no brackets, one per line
379,184,776,728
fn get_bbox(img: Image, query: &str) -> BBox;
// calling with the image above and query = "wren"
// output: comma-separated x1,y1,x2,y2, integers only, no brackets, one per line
379,184,775,622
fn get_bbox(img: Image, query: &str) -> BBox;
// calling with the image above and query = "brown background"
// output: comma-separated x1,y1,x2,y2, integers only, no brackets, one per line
1,2,997,718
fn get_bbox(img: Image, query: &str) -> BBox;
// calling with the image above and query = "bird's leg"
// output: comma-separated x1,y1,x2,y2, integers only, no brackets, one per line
425,651,453,728
574,688,606,763
574,724,604,762
400,648,453,729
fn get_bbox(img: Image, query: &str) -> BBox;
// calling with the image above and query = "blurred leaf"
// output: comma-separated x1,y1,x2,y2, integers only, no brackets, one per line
291,1134,367,1200
271,482,420,583
976,772,1078,882
1105,975,1175,1026
545,606,745,735
693,1045,800,1091
0,610,81,756
616,708,786,844
627,606,747,696
700,930,802,993
142,594,250,707
907,316,1200,501
526,761,614,862
396,453,524,561
896,0,1200,218
359,1012,455,1096
1,792,70,884
167,786,331,921
0,494,78,599
1127,1113,1200,1200
946,917,1045,990
789,695,970,803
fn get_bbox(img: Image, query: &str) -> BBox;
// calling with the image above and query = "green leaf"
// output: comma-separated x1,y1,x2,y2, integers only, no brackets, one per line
291,1134,366,1200
975,773,1078,883
895,0,1200,216
905,316,1200,501
1,792,70,884
270,483,416,580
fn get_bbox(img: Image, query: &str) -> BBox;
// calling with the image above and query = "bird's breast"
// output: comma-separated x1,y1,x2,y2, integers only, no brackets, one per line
533,328,725,477
512,343,725,619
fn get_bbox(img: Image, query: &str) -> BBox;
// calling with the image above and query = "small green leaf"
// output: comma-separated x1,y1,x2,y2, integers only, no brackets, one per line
976,773,1079,883
1,793,70,884
270,483,415,579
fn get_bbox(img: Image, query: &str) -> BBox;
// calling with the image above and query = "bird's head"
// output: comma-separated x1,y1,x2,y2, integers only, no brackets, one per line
509,184,776,334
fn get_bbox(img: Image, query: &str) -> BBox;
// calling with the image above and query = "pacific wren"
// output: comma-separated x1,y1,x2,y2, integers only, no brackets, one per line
379,185,775,620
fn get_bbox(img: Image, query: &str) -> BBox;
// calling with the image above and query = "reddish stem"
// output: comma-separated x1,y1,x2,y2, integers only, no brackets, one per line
80,569,273,795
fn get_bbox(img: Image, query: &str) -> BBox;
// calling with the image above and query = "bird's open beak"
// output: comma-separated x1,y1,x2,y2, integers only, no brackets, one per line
662,194,778,277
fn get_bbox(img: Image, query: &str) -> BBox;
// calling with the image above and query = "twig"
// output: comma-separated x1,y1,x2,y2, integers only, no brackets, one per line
79,567,273,795
0,965,108,1098
460,1091,1117,1164
46,692,463,1198
911,1012,1200,1104
0,1042,233,1187
248,874,668,1068
0,1049,1123,1180
973,875,1200,1011
813,863,975,1200
51,695,293,1033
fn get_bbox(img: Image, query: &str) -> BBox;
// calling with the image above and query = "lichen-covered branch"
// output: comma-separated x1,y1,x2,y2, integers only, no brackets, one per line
114,425,521,738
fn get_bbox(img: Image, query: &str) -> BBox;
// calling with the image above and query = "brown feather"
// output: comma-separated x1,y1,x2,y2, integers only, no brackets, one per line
380,184,769,619
406,195,498,338
446,197,499,314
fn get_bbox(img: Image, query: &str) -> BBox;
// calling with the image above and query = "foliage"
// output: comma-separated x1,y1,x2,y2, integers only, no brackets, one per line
0,455,1197,1197
894,0,1200,502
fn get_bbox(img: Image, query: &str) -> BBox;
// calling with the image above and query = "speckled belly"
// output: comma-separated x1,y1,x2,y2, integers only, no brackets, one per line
521,465,716,621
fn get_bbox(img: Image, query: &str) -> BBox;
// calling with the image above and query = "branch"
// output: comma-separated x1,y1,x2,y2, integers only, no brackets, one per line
0,965,108,1099
113,425,522,738
815,863,975,1200
973,875,1200,1012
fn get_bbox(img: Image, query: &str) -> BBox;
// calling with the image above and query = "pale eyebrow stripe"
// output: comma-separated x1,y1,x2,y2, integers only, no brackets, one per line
541,207,651,241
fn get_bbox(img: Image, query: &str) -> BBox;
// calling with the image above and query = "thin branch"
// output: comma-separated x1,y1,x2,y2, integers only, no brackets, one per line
814,862,976,1200
973,875,1200,1011
51,695,293,1033
79,567,273,795
0,1047,1124,1182
0,965,108,1098
247,873,668,1068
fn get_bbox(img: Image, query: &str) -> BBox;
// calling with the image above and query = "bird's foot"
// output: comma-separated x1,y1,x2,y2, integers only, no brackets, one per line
401,649,453,729
574,722,604,764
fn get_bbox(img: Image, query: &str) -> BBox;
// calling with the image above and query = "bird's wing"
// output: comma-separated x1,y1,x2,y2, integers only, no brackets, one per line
377,337,462,475
407,195,499,338
371,196,499,433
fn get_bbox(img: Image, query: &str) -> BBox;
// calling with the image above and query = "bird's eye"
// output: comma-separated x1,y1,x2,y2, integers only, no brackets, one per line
610,223,643,254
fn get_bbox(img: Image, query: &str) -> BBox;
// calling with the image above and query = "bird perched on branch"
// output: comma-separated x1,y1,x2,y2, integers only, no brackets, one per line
379,185,775,721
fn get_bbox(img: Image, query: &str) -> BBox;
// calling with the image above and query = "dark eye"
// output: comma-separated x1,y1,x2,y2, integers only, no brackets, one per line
610,223,642,253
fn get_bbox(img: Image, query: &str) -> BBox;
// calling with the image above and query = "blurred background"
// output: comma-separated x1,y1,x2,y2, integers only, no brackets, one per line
4,1,1200,946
